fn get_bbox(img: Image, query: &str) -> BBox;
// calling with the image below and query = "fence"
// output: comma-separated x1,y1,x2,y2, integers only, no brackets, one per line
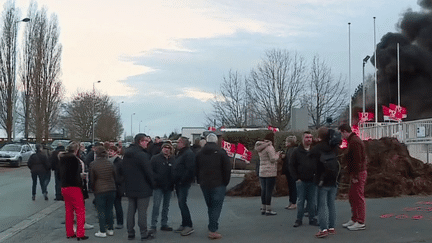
360,118,432,163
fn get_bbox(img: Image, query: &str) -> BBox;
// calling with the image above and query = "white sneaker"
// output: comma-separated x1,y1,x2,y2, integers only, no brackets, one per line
106,230,114,236
342,219,355,228
348,222,366,231
95,231,107,238
84,223,94,229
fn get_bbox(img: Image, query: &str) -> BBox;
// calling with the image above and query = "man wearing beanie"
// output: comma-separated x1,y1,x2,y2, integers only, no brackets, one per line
196,133,231,240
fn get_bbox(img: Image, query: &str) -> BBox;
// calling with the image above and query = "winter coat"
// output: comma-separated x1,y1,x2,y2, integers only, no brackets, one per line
59,152,83,188
309,141,339,187
89,157,117,195
112,156,125,197
282,145,297,176
122,144,155,198
150,152,174,191
172,147,196,186
28,152,49,174
196,142,231,189
150,142,163,157
50,146,65,174
345,133,368,176
289,144,317,182
255,140,279,177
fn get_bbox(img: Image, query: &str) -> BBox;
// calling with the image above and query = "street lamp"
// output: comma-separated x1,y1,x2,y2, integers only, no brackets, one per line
362,55,370,113
131,113,135,138
12,17,30,141
92,80,101,144
139,120,142,132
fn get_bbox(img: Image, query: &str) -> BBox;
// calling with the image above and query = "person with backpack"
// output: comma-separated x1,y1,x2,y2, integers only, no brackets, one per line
310,127,341,238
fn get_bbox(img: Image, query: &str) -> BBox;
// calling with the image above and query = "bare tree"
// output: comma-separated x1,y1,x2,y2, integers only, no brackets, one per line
302,55,348,128
248,49,306,130
207,70,248,128
20,3,63,142
0,1,19,141
63,91,123,141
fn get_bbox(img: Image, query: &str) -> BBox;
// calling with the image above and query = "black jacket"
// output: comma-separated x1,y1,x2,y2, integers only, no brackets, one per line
151,152,174,191
310,141,339,187
196,143,231,189
59,152,82,188
28,152,49,174
50,146,65,173
122,144,155,198
282,145,297,176
172,147,196,186
112,156,125,196
150,142,163,157
289,144,317,182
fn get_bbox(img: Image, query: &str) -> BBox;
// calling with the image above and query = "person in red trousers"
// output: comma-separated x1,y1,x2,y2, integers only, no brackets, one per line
338,124,368,231
59,142,89,241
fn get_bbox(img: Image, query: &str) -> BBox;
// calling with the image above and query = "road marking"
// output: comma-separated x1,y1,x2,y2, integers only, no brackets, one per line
0,201,63,242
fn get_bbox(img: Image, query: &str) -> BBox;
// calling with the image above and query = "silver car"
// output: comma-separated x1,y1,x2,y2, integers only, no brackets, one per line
0,143,35,167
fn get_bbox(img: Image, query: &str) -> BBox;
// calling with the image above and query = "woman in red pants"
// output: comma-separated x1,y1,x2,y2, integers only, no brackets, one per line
59,142,89,241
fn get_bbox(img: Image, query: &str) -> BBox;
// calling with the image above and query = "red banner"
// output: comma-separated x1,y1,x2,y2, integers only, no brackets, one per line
267,126,279,132
208,127,216,131
221,140,236,157
358,112,374,123
383,104,407,121
236,143,252,162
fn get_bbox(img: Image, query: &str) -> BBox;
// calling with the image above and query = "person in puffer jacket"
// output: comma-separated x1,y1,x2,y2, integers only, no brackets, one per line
255,132,280,216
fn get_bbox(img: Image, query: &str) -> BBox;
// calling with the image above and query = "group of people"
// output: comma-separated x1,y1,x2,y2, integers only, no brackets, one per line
29,133,231,241
256,124,368,238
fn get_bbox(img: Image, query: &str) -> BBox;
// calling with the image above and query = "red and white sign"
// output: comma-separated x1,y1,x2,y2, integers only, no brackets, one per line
358,112,374,123
208,126,216,131
236,143,252,162
221,140,236,157
383,104,407,121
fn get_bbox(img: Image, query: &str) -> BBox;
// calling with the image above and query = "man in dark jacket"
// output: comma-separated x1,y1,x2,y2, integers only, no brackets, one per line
28,144,50,201
149,143,175,234
150,136,163,157
282,135,298,210
196,133,231,240
172,136,196,236
50,143,65,201
289,131,319,227
122,134,155,241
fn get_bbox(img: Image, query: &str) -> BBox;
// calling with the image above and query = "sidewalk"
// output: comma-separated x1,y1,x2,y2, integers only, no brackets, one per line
2,178,432,243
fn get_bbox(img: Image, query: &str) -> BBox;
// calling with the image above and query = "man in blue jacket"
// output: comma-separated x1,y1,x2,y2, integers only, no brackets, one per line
122,134,155,241
172,137,196,236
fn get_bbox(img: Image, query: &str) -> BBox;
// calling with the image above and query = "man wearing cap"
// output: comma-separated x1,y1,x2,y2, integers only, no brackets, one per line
196,133,231,240
149,143,175,234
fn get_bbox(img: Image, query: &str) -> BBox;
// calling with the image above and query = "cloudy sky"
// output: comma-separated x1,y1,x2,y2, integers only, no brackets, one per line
7,0,420,138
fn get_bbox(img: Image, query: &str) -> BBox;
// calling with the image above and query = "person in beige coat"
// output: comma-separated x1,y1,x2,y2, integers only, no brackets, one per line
255,132,280,216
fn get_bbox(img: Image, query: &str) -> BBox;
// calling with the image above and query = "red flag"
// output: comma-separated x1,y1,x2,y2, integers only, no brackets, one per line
358,112,374,123
236,143,252,162
382,105,391,120
221,140,236,157
267,126,279,132
208,127,216,131
389,103,407,120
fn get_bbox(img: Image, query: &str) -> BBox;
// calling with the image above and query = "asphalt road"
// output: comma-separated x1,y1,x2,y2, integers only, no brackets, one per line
1,167,432,242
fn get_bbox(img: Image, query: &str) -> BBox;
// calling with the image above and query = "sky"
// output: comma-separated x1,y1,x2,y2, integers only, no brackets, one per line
4,0,421,139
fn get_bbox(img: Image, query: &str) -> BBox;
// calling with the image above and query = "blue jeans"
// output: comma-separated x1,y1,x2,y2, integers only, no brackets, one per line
175,184,192,227
201,186,226,232
114,195,123,225
318,186,338,230
296,180,317,221
31,172,48,195
259,177,276,205
94,191,116,233
151,189,172,228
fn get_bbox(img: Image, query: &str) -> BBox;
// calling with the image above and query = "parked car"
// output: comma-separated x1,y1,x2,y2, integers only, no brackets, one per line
49,139,71,150
0,143,35,167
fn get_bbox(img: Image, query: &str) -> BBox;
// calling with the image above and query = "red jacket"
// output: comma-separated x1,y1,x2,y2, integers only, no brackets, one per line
345,133,367,176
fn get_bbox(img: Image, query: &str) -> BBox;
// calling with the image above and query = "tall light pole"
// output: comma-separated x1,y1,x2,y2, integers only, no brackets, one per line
348,22,352,126
362,55,370,113
139,120,142,132
92,80,101,144
131,113,135,138
374,17,378,124
12,17,30,141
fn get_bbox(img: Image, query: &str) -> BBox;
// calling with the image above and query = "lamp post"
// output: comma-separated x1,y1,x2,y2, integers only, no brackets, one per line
92,80,101,144
12,17,30,141
139,120,143,133
362,55,370,113
131,113,135,138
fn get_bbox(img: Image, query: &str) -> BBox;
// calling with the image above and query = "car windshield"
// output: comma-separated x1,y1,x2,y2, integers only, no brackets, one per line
0,144,21,152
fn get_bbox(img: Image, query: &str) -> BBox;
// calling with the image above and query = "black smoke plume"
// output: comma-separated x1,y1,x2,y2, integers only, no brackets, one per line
363,0,432,121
